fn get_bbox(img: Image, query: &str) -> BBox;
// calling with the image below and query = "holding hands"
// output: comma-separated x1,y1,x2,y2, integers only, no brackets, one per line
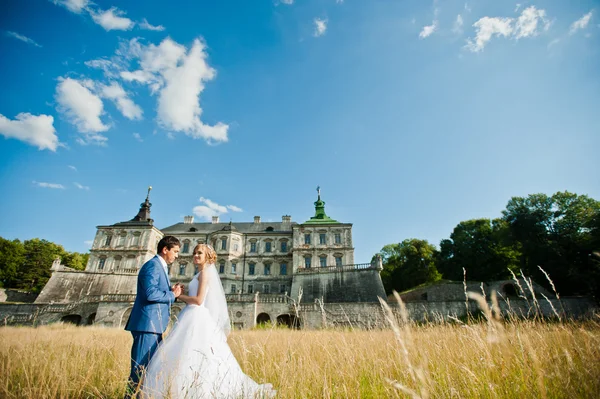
172,283,185,298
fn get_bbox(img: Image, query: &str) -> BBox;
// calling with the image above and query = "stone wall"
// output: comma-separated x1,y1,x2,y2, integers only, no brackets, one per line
291,267,386,303
35,270,138,304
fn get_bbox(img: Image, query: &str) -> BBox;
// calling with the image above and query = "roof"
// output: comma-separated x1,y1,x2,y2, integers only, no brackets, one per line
160,221,298,234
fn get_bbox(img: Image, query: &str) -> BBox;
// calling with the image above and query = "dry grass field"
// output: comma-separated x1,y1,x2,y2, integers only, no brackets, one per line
1,308,599,399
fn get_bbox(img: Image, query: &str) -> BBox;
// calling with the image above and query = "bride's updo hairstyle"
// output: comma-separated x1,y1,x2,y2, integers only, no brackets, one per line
194,243,217,265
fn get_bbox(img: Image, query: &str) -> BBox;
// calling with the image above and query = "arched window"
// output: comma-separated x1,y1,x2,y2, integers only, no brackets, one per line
179,263,187,276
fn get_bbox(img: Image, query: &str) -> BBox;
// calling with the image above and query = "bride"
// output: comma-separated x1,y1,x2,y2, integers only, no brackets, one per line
140,244,276,398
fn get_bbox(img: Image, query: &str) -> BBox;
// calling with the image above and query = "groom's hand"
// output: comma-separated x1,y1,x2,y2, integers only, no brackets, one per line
172,284,182,298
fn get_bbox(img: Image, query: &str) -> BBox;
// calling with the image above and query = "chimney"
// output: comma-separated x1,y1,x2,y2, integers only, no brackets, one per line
212,216,220,224
184,215,194,224
254,216,261,224
282,215,291,223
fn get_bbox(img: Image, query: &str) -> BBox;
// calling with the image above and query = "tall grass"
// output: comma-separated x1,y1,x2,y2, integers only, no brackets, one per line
1,317,599,398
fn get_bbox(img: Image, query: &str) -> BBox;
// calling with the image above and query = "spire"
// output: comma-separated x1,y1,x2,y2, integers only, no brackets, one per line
304,186,339,225
130,186,154,224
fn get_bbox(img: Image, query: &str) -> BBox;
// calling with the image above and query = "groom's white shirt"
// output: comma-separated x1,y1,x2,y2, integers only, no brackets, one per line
157,255,169,279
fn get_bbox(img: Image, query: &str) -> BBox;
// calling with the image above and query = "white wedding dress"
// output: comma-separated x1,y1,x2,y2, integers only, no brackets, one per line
141,265,275,398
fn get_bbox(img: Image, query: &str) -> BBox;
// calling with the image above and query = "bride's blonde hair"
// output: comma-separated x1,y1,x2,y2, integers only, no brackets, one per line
193,243,217,265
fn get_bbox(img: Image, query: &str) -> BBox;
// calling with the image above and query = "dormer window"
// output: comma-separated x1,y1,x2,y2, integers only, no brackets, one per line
265,226,274,232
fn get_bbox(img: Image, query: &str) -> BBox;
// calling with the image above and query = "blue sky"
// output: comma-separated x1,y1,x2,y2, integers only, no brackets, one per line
0,0,598,263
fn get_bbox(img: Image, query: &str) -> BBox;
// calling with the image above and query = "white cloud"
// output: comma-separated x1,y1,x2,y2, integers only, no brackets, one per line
280,0,294,4
122,38,228,142
99,82,143,120
133,132,143,142
465,6,551,52
5,31,42,47
570,11,593,35
55,77,109,144
466,17,513,51
0,113,60,151
464,3,471,13
192,197,242,221
91,7,134,31
84,240,93,247
74,182,90,190
419,21,438,38
52,0,89,14
514,6,550,39
139,18,165,31
515,4,521,13
314,18,327,37
453,15,464,34
68,165,77,171
33,181,65,189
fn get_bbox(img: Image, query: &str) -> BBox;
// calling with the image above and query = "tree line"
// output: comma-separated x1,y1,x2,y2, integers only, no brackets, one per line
377,191,600,300
0,238,89,292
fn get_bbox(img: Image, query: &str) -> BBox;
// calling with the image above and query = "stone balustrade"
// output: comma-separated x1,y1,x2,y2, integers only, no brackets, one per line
296,263,374,274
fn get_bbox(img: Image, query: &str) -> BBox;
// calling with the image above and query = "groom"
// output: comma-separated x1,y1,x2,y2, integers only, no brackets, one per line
124,235,183,398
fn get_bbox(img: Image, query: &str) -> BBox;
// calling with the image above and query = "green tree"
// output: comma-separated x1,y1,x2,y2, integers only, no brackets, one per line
0,238,25,288
19,239,68,292
378,239,441,294
61,252,89,270
502,191,600,297
437,218,520,282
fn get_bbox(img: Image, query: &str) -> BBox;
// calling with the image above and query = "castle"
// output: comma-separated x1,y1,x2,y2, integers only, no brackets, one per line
11,188,388,329
1,188,595,329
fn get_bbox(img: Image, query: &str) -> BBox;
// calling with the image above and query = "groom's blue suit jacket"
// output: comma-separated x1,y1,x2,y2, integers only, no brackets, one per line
125,255,175,334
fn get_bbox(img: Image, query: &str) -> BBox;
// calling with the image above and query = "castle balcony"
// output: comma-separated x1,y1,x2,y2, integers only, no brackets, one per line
83,294,137,303
296,263,374,274
225,293,292,304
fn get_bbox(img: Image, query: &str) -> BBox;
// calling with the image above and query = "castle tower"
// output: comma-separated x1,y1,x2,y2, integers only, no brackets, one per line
86,187,164,273
291,187,354,272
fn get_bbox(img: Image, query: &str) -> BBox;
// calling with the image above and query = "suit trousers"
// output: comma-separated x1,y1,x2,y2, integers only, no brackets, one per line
125,331,163,398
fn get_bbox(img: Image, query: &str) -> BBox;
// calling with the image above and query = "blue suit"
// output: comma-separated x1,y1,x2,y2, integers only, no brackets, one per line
124,255,175,397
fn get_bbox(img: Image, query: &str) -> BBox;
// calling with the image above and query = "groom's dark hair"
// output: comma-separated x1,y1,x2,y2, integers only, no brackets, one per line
157,236,181,253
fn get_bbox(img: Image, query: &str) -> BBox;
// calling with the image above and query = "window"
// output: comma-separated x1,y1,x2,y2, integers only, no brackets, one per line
265,242,272,253
231,263,237,274
247,284,254,294
335,233,341,244
132,232,141,246
231,284,237,294
264,264,271,275
304,234,311,244
250,242,257,252
221,238,227,250
263,284,271,294
114,256,122,270
305,257,311,268
182,241,190,253
279,284,287,294
98,258,106,270
104,235,112,246
320,256,327,267
118,234,126,246
127,255,136,269
335,256,343,266
281,241,287,252
179,264,187,276
234,243,239,251
219,262,225,274
280,263,287,275
249,263,256,275
319,233,326,245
